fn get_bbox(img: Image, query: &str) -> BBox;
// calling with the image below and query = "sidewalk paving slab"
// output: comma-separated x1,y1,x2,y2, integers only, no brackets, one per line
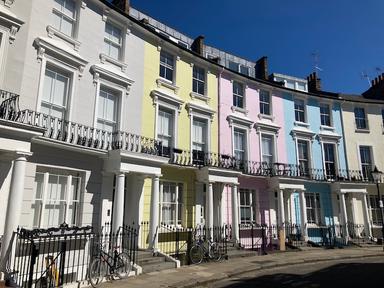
102,247,384,288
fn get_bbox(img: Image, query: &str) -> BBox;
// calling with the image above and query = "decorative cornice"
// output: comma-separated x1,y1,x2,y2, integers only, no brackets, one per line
156,78,180,94
227,114,254,129
99,53,127,72
151,89,184,112
46,25,81,51
90,64,134,92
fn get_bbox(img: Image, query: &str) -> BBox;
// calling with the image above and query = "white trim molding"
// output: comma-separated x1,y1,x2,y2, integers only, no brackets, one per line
0,4,24,44
186,101,215,121
99,53,127,72
151,89,184,113
33,36,88,77
227,114,254,129
90,64,134,92
46,25,81,51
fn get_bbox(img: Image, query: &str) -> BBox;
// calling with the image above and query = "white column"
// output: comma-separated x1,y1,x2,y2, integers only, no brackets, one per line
149,175,160,249
112,172,125,233
361,194,372,238
0,152,30,265
206,182,214,239
299,190,308,240
231,184,239,242
278,189,285,226
339,192,349,241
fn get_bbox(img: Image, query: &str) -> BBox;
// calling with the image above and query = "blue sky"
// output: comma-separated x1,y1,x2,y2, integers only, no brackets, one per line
130,0,384,94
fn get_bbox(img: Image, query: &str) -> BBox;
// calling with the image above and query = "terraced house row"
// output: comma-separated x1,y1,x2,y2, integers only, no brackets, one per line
0,0,384,281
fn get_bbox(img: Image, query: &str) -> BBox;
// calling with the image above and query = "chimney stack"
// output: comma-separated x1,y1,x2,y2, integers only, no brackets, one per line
255,56,268,80
191,35,205,56
307,72,321,92
363,72,384,100
112,0,130,14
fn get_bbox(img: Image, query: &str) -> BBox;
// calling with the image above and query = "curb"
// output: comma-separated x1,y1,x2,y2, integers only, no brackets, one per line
175,252,384,288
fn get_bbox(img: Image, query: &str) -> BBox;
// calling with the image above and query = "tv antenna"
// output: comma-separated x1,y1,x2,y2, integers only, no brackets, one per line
360,70,371,87
311,51,323,72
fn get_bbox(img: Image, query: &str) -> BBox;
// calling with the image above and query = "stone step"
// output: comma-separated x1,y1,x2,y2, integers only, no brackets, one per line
141,261,176,274
136,250,177,274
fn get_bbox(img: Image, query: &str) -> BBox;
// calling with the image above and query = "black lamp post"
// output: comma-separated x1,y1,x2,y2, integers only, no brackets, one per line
371,166,384,248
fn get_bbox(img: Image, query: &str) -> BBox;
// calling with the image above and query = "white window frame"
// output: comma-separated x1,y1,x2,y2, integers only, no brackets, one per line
192,65,206,96
103,20,124,61
191,116,209,152
92,80,124,131
369,195,384,226
32,167,84,228
159,50,175,83
321,141,339,177
51,0,79,38
319,102,333,127
358,145,373,180
259,89,271,116
159,181,183,227
157,106,175,149
260,133,276,165
296,138,312,174
354,107,369,130
305,192,321,225
36,60,76,121
96,86,120,132
232,81,245,109
239,188,256,225
233,127,247,161
294,98,306,123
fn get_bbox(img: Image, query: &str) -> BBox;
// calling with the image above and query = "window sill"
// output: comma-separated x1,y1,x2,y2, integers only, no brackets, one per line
99,53,127,72
231,105,249,116
258,113,275,121
355,128,370,133
156,78,180,94
46,25,81,51
294,121,310,128
190,91,210,103
320,125,335,132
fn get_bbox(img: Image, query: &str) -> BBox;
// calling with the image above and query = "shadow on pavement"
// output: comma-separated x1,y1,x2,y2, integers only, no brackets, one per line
221,262,384,288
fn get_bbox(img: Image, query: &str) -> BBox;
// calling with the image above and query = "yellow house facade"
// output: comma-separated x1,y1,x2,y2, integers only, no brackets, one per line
138,31,219,248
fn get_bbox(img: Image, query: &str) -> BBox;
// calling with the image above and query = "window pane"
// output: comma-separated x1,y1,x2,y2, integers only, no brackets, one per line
43,70,55,102
60,17,73,37
53,73,68,106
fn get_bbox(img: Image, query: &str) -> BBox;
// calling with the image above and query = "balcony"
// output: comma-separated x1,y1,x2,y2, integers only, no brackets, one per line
0,93,162,157
0,92,373,184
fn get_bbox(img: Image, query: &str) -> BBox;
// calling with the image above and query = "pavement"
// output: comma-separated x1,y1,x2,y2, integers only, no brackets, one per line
103,246,384,288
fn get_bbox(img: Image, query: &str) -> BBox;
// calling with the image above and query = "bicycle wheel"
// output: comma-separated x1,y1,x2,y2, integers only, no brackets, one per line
89,258,107,287
114,252,132,279
189,245,203,264
210,242,222,262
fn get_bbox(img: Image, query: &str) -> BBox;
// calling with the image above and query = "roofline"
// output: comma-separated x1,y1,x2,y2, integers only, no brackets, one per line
99,0,384,105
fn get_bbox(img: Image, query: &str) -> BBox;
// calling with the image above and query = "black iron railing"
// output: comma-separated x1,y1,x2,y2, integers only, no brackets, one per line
5,224,139,288
238,224,279,254
140,222,230,265
0,93,373,184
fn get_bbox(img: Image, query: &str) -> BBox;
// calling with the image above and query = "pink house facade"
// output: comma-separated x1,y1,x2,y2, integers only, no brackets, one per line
218,70,287,243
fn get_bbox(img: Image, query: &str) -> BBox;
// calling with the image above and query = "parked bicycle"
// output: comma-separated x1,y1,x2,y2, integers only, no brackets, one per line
88,231,132,287
189,234,222,264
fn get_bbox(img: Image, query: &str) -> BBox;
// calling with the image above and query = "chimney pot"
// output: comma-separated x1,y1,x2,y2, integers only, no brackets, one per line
255,56,268,80
191,35,205,56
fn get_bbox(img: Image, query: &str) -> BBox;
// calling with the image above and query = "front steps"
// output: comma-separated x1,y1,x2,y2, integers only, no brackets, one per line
137,250,177,274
